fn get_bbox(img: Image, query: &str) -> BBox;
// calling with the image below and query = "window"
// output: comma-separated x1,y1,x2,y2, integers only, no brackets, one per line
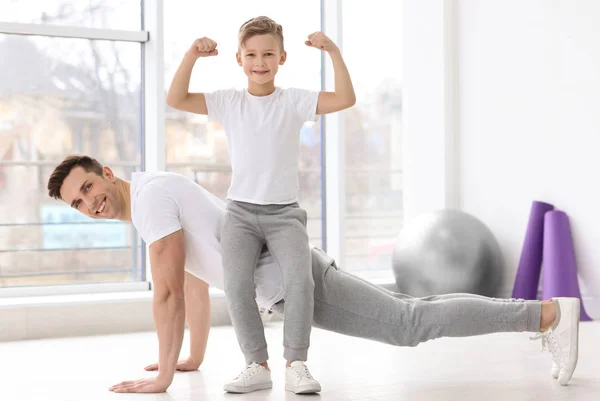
4,0,141,30
164,0,323,247
0,2,145,291
0,0,403,295
341,1,403,278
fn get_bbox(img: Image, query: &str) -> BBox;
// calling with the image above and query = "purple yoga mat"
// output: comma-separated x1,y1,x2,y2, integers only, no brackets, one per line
512,201,554,299
542,210,592,321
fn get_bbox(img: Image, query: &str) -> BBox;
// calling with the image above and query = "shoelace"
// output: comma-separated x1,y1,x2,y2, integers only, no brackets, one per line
292,365,314,381
236,364,260,380
531,330,563,368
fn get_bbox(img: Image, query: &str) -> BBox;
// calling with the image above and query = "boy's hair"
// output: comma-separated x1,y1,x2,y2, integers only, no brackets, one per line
238,16,284,51
47,155,104,200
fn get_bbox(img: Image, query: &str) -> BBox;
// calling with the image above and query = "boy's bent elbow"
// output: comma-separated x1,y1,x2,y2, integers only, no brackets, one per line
166,95,181,109
347,95,357,108
342,95,356,110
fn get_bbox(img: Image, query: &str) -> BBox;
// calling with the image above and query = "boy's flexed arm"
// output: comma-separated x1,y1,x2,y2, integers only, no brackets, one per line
305,32,356,115
166,38,218,115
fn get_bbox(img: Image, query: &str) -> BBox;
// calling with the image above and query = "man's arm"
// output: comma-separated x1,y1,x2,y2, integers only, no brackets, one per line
150,230,185,384
110,229,186,394
150,229,187,385
166,37,218,115
143,272,211,373
184,272,211,367
305,32,356,115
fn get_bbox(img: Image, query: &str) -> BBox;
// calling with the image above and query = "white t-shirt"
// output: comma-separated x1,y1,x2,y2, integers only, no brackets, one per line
204,87,319,204
130,171,285,309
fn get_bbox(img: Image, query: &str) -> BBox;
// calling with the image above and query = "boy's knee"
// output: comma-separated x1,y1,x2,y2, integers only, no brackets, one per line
224,281,256,298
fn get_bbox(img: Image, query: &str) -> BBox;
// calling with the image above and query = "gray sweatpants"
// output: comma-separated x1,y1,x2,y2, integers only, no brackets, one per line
271,248,542,346
221,200,314,364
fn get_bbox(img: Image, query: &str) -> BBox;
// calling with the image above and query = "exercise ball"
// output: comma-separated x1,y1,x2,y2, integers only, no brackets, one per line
393,209,504,297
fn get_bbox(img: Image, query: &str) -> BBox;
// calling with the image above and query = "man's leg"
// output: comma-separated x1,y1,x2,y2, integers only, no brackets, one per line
273,257,541,347
362,276,524,304
221,201,269,365
271,249,579,385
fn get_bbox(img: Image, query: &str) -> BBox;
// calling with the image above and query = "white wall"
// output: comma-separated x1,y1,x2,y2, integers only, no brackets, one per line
457,0,600,316
403,0,458,219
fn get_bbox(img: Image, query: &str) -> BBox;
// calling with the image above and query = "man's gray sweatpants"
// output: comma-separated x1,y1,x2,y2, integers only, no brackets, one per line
271,248,542,346
221,200,314,364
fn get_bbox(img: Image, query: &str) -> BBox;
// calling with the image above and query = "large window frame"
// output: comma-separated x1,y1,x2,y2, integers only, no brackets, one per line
0,0,414,300
0,4,152,297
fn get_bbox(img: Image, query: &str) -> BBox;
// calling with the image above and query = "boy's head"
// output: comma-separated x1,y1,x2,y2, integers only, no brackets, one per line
236,16,286,86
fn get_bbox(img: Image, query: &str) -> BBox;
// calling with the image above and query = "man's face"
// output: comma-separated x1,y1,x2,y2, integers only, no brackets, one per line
60,166,122,220
237,34,286,85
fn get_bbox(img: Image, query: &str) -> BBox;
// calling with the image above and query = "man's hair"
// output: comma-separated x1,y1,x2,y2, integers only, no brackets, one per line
238,16,284,51
47,155,103,200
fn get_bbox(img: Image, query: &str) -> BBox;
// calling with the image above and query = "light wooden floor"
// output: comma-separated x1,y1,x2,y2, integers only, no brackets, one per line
1,321,598,401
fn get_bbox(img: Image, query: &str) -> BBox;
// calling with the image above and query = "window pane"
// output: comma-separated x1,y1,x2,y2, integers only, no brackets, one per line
164,1,323,246
342,1,403,278
2,0,141,30
0,34,143,288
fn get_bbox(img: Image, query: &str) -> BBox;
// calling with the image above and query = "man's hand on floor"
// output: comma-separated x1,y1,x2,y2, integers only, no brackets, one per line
109,376,171,393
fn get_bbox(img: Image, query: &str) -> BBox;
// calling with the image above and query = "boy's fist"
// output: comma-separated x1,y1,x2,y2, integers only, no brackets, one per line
188,37,218,57
305,32,338,53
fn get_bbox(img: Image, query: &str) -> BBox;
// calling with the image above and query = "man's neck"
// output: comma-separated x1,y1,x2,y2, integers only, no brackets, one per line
115,179,132,222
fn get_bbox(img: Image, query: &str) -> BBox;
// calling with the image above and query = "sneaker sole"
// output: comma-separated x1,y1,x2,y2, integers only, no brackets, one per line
224,382,273,393
558,298,580,386
285,383,322,394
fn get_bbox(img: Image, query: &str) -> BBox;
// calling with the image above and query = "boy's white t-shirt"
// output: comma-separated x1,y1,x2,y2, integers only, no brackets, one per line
130,171,285,309
204,87,319,205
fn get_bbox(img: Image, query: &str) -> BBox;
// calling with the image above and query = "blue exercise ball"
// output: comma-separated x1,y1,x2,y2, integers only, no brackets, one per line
393,209,504,297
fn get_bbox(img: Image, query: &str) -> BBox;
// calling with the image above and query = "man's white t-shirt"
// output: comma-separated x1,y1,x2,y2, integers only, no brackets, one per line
130,171,285,309
204,87,319,205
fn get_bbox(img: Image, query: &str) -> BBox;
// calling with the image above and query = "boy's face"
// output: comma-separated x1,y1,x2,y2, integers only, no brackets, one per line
237,34,286,86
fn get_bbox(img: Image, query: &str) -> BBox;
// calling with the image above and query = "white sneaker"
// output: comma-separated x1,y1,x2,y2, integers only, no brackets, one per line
551,361,560,380
535,334,561,379
285,361,321,394
531,297,580,385
223,362,272,393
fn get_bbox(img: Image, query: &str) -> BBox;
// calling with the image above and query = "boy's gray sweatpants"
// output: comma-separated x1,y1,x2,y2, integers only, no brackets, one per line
271,248,542,346
221,200,314,364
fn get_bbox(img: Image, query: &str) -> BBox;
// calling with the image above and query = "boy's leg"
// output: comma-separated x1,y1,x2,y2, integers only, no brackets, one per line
221,200,269,365
261,203,314,363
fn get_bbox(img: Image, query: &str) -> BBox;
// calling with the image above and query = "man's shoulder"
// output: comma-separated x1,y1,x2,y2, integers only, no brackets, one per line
132,171,184,191
131,171,192,207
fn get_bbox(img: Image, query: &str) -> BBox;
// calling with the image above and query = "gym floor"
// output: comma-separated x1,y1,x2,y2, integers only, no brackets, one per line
2,321,598,401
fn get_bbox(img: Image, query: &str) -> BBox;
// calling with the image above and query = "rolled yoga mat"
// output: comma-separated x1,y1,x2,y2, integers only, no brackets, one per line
542,210,592,321
512,201,554,299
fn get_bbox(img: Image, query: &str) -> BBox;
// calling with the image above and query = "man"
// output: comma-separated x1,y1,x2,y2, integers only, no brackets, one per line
46,155,580,394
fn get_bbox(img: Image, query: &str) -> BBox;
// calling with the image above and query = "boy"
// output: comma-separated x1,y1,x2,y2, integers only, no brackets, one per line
166,16,356,394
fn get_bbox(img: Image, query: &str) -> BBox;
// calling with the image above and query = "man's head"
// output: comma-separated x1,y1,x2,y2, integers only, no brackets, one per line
47,155,126,220
236,16,286,85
